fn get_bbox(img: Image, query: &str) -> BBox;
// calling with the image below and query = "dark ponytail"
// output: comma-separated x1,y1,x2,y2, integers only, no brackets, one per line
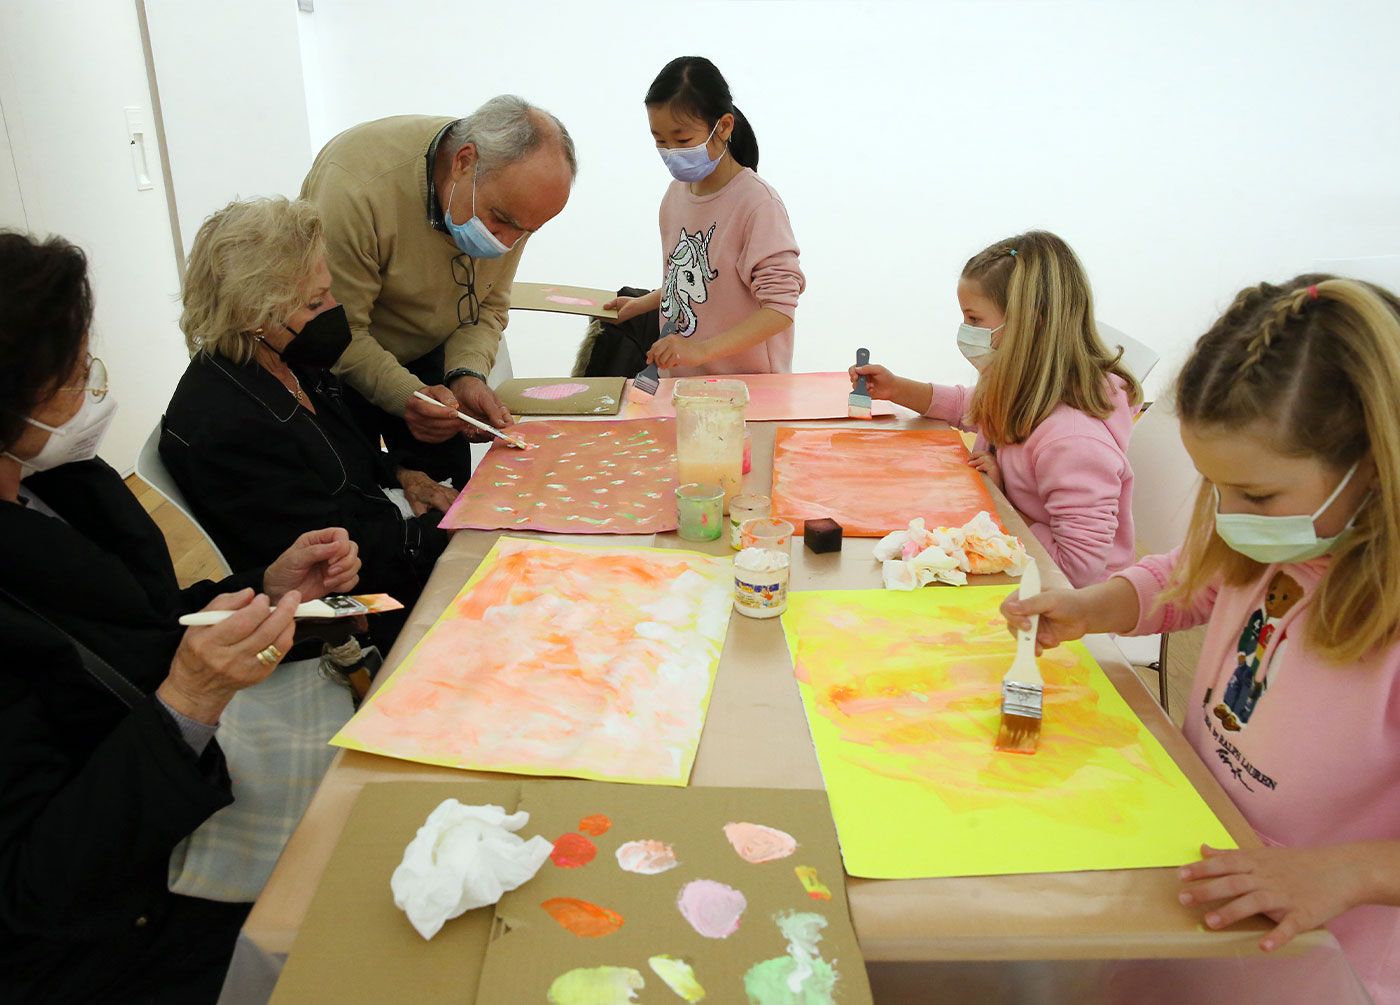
645,56,759,171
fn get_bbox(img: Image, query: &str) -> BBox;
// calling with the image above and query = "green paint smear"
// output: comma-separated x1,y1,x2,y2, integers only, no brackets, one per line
648,954,705,1002
547,966,644,1005
743,957,837,1005
579,516,611,525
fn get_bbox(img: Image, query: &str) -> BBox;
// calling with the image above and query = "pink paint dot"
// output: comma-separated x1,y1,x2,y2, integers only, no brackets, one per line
545,294,598,307
522,382,591,401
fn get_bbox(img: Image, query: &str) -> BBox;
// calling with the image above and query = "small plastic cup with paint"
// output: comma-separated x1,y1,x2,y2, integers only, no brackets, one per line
739,517,794,556
675,482,724,542
728,493,771,550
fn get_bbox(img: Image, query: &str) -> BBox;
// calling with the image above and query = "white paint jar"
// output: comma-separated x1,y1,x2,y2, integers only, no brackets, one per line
733,547,791,619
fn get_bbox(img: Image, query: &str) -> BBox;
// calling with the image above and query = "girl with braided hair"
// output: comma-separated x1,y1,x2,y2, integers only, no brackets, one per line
1002,276,1400,1002
853,230,1142,586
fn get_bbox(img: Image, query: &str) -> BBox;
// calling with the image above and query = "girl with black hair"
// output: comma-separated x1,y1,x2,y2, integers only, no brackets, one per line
605,56,805,376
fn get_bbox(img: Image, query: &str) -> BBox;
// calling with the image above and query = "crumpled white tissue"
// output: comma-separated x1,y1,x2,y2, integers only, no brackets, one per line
875,511,1028,590
390,798,552,940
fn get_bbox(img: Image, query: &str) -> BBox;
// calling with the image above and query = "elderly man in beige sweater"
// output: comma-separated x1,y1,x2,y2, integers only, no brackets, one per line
301,95,575,485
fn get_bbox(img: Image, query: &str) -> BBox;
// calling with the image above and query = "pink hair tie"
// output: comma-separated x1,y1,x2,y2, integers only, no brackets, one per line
1307,284,1319,300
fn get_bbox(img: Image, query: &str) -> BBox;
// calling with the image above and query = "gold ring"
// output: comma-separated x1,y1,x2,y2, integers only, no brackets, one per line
255,644,283,668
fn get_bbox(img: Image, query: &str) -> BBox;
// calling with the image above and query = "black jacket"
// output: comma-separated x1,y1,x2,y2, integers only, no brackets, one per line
160,353,449,651
0,459,265,1004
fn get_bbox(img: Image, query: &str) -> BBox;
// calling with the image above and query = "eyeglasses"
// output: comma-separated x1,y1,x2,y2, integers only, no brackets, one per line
60,355,109,402
451,254,481,329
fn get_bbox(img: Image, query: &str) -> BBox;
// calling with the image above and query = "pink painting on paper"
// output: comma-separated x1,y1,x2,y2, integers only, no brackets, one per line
522,382,591,401
620,372,899,422
438,418,679,534
329,537,734,785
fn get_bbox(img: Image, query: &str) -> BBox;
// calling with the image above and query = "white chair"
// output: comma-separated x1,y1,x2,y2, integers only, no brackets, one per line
134,421,233,577
1118,400,1200,711
1099,321,1160,386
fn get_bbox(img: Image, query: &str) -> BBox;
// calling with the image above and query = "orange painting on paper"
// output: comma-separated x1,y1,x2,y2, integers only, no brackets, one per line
438,418,678,534
769,426,1002,537
331,537,732,785
621,372,898,422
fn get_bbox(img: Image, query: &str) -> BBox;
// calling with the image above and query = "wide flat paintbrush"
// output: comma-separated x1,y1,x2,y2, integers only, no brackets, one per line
996,557,1044,754
848,347,872,419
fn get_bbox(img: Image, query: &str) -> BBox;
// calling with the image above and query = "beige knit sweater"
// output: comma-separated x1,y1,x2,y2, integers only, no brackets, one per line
300,115,527,414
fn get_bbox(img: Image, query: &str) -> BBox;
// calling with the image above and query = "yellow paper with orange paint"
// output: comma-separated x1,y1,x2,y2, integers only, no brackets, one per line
782,587,1235,879
331,537,733,786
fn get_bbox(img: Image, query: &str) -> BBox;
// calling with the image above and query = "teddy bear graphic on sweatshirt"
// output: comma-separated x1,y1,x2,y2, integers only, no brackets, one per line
1213,572,1303,731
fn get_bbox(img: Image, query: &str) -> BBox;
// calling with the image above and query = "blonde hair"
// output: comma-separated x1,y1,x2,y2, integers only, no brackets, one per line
963,230,1141,445
179,197,325,363
1168,275,1400,663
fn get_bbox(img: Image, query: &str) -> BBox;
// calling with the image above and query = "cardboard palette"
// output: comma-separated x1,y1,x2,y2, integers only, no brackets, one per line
510,282,619,319
496,377,626,416
271,781,871,1005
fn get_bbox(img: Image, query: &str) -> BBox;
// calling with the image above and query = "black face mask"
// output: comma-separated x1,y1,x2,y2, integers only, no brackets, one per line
280,304,352,369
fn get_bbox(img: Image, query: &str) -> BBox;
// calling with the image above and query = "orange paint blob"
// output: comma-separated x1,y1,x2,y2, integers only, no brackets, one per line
550,832,598,868
541,897,625,937
578,814,612,836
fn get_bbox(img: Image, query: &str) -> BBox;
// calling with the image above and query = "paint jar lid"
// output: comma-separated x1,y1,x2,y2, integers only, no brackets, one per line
672,378,749,408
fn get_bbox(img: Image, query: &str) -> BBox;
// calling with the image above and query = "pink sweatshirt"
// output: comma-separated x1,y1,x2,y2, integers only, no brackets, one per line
656,167,804,377
1120,550,1400,1004
926,375,1136,586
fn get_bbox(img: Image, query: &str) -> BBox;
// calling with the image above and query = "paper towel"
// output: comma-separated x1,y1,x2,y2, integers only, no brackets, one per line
390,798,553,940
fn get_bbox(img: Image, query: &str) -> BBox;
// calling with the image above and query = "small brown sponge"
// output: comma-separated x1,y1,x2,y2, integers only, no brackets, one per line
804,517,843,554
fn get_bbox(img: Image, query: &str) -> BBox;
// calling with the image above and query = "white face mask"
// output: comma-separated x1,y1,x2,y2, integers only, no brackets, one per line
957,322,1003,371
1213,460,1366,564
3,391,118,476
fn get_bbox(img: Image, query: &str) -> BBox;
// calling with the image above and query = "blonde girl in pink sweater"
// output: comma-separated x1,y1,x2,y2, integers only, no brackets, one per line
1004,276,1400,1004
853,231,1142,586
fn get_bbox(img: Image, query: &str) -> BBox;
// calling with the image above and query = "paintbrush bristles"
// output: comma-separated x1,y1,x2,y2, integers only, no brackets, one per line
996,679,1043,754
995,712,1042,754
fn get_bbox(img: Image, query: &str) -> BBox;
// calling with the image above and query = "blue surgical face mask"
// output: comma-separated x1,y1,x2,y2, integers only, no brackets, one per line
443,169,511,259
1213,461,1367,564
956,322,1003,371
658,121,726,183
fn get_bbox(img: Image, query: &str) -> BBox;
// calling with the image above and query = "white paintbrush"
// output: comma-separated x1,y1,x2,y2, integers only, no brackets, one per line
178,594,405,627
411,390,530,450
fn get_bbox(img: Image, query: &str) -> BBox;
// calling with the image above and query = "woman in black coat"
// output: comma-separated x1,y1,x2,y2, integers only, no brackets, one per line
160,198,456,652
0,232,362,1004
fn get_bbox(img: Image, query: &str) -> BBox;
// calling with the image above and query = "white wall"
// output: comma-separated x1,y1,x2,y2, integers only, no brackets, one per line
144,0,313,256
295,0,1400,400
0,0,186,473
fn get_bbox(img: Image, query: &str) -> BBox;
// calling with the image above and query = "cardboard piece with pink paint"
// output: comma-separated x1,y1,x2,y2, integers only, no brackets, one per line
270,781,870,1005
510,281,620,319
495,376,626,416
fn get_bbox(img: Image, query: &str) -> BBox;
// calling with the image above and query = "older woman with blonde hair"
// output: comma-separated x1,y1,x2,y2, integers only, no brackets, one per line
161,197,455,651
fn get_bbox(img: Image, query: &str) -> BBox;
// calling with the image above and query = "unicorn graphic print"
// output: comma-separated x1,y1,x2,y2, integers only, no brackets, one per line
660,223,718,339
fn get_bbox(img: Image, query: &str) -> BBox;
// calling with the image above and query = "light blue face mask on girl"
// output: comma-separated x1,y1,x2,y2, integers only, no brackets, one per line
443,169,510,259
1213,460,1366,564
658,121,726,183
956,322,1003,371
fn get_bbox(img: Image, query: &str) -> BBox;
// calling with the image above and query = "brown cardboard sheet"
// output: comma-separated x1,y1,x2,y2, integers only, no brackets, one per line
496,376,626,416
510,282,619,319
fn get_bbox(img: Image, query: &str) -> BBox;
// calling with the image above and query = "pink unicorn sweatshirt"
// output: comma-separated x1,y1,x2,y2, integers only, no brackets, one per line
925,374,1137,586
1119,550,1400,1005
656,167,804,377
